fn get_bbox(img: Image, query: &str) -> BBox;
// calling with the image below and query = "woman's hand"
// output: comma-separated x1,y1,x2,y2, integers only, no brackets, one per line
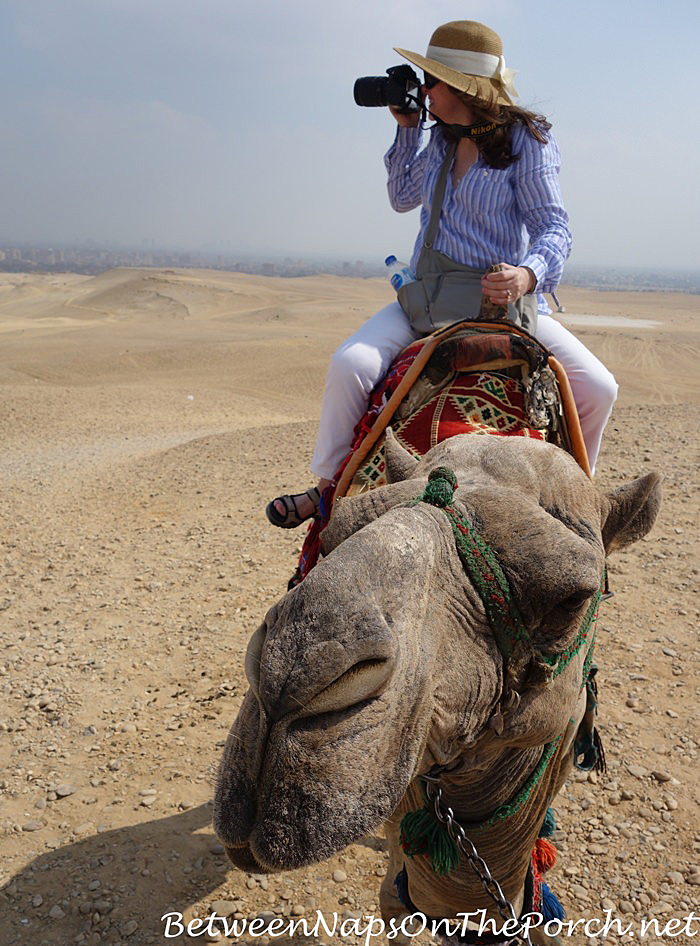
390,106,421,128
481,264,535,304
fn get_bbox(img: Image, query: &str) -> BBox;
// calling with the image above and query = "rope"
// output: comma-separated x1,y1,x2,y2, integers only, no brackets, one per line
540,588,601,680
400,736,564,874
411,468,529,661
412,466,602,681
467,737,562,830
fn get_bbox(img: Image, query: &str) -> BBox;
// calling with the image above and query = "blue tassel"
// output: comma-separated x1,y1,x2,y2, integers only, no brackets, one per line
539,808,556,838
541,882,565,921
394,868,411,912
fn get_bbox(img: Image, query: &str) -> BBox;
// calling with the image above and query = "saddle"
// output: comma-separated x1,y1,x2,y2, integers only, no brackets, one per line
293,320,589,585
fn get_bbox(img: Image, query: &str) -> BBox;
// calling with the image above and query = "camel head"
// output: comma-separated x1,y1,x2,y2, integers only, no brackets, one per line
214,435,660,887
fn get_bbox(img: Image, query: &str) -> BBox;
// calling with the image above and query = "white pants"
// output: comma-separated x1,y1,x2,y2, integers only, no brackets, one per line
310,303,618,479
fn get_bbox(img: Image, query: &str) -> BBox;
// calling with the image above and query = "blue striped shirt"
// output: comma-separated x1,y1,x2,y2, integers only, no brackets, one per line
384,123,572,293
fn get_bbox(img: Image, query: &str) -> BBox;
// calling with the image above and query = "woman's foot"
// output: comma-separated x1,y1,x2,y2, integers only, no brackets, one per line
266,487,321,529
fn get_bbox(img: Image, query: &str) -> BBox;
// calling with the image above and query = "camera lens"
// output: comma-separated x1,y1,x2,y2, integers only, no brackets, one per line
353,76,389,108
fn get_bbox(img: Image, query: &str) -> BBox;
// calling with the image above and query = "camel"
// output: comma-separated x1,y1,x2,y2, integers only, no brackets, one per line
214,433,661,942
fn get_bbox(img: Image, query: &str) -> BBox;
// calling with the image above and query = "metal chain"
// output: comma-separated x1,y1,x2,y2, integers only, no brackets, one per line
422,776,532,946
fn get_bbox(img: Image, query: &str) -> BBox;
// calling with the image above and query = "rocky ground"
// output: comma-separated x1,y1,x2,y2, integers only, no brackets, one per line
0,271,698,945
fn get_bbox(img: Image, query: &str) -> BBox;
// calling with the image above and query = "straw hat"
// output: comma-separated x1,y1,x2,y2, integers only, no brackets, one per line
395,20,517,107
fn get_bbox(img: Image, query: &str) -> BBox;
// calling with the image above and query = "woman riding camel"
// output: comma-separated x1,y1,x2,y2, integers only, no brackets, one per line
267,19,618,528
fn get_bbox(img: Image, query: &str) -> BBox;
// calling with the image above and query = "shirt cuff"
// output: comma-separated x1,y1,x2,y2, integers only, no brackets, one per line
394,124,423,148
521,256,547,292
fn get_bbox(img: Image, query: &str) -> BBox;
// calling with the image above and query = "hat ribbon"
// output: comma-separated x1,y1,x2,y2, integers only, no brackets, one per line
425,44,518,99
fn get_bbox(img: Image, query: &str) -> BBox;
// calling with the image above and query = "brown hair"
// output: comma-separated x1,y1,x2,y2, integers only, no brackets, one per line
445,91,552,170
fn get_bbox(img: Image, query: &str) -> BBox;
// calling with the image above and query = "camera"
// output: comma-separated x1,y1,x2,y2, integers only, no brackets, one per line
353,64,422,114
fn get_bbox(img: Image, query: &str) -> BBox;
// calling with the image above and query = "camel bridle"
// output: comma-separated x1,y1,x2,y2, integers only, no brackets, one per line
410,466,602,688
400,466,604,944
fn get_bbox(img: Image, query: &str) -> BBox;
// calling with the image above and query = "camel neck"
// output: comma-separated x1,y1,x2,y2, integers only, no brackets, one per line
436,744,544,822
391,722,576,922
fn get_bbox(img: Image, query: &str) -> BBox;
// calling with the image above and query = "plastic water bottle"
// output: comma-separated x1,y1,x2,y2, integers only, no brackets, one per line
385,255,414,292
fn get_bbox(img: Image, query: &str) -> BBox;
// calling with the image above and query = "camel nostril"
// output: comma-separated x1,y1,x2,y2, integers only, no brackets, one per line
245,622,268,692
297,656,394,718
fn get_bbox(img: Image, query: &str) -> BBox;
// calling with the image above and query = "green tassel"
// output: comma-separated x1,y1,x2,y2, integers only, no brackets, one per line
539,807,556,838
420,467,458,508
400,807,460,876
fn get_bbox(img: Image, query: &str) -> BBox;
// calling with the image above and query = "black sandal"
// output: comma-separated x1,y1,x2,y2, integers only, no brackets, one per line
265,487,321,529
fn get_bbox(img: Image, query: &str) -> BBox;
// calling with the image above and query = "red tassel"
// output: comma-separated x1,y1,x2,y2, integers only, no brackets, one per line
295,519,323,583
533,837,557,874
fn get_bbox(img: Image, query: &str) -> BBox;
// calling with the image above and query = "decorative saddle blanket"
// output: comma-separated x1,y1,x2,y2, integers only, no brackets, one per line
293,321,587,585
350,371,545,494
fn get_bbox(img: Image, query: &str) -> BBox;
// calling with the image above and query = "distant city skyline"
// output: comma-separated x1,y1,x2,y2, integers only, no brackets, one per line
2,240,698,296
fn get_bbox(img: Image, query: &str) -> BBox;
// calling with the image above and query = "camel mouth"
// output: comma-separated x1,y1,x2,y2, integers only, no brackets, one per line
222,841,273,874
223,839,306,874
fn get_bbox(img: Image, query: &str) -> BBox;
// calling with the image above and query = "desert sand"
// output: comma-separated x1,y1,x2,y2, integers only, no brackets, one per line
1,268,699,946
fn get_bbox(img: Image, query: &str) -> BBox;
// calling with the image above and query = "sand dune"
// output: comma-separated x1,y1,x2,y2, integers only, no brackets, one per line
1,269,698,945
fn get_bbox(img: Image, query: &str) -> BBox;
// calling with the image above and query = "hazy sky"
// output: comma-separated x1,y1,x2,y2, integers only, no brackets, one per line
2,0,699,268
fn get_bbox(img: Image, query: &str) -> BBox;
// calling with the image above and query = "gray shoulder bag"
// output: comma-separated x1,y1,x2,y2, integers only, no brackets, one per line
397,140,538,336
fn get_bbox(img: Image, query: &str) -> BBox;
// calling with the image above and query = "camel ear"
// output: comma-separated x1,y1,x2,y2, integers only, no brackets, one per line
602,472,662,553
384,428,419,484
